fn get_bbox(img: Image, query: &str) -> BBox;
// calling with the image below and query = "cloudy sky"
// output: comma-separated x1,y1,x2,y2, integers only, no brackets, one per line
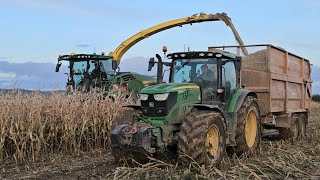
0,0,319,92
0,0,319,64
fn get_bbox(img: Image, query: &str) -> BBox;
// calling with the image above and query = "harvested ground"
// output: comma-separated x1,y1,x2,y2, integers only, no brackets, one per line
1,102,320,180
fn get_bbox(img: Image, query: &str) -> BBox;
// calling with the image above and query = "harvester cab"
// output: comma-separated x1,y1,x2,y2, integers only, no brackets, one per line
56,53,156,101
56,53,118,94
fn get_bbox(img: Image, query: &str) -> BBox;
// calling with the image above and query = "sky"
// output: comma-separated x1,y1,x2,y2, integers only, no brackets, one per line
0,0,319,65
0,0,319,92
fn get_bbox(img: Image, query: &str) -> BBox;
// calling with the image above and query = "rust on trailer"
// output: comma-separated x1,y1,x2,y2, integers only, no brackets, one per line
209,45,312,127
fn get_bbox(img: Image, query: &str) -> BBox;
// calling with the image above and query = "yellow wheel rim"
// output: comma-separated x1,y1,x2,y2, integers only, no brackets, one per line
245,111,257,148
205,127,220,157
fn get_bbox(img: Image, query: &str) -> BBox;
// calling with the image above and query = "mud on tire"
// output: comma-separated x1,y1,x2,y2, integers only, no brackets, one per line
234,96,261,155
178,111,226,167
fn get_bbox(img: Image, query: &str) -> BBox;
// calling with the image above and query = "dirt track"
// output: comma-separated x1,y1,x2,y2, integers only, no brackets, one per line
1,104,320,180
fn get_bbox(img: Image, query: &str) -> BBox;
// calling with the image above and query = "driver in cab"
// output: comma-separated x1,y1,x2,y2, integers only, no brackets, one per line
90,62,100,79
199,64,215,82
195,64,216,100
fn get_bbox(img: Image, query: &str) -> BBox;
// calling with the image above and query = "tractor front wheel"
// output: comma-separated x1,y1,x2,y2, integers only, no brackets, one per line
178,111,226,167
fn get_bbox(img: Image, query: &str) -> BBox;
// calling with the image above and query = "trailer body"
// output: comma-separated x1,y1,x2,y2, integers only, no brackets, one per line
209,44,312,127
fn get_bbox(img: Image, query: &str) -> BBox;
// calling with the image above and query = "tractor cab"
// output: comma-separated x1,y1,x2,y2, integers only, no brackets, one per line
151,51,242,105
55,53,118,93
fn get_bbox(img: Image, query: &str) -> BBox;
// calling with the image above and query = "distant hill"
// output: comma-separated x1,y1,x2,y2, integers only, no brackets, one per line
312,65,320,95
0,60,67,90
0,59,319,94
0,88,65,96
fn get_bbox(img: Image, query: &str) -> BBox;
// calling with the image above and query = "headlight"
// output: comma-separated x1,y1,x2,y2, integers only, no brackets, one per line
140,94,149,101
154,93,169,101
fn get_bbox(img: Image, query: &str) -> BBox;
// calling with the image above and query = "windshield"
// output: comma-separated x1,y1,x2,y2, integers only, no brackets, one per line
73,61,88,84
99,60,114,76
71,60,114,85
171,58,218,84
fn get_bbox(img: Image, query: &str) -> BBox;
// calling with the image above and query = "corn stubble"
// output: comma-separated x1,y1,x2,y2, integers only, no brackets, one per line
114,130,320,179
114,102,320,179
0,90,126,162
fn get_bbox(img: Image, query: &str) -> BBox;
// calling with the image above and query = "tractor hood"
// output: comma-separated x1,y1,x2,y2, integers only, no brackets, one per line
141,83,200,94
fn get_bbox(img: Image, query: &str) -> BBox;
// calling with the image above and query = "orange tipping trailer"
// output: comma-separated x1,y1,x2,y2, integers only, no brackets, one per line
209,44,312,130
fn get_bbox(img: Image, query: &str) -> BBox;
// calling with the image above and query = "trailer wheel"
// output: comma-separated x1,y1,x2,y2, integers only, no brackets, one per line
234,96,261,155
298,113,308,139
279,114,299,141
178,111,226,167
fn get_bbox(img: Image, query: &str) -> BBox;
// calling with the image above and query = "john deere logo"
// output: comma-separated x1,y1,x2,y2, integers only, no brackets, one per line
149,102,154,107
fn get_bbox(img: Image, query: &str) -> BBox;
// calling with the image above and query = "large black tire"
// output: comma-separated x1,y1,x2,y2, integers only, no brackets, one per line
278,114,299,141
234,96,261,155
178,111,226,167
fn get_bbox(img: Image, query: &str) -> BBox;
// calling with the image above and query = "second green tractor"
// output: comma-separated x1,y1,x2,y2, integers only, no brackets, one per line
111,50,261,166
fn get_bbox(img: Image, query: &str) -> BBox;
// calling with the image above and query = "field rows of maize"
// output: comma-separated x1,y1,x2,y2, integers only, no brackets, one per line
0,92,319,179
0,91,127,163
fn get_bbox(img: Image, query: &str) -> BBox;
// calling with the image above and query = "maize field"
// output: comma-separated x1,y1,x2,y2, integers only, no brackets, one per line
1,92,320,179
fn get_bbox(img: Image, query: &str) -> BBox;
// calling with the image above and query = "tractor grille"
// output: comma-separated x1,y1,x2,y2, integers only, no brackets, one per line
141,92,177,117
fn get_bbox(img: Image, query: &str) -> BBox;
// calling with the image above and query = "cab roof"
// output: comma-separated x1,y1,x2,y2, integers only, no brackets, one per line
58,54,112,62
167,51,237,60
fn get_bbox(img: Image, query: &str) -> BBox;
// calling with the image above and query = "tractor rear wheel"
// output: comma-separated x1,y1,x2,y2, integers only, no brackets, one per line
234,96,261,155
178,111,226,167
278,114,299,141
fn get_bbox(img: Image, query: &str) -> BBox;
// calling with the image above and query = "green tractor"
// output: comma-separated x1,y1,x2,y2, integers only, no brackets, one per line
55,53,156,100
111,51,261,166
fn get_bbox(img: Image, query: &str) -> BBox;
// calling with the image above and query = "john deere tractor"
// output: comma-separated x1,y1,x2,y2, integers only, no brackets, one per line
111,51,261,166
55,53,155,100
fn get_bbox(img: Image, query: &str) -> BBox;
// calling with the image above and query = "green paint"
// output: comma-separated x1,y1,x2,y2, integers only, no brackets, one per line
151,120,165,127
141,83,199,94
138,82,201,147
139,116,166,127
227,89,242,112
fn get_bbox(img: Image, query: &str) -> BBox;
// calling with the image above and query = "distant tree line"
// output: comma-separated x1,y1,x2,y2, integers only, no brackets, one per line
312,94,320,102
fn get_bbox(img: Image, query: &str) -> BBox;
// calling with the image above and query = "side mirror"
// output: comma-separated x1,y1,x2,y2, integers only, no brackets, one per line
55,62,62,72
112,60,118,70
234,57,242,70
148,57,155,71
